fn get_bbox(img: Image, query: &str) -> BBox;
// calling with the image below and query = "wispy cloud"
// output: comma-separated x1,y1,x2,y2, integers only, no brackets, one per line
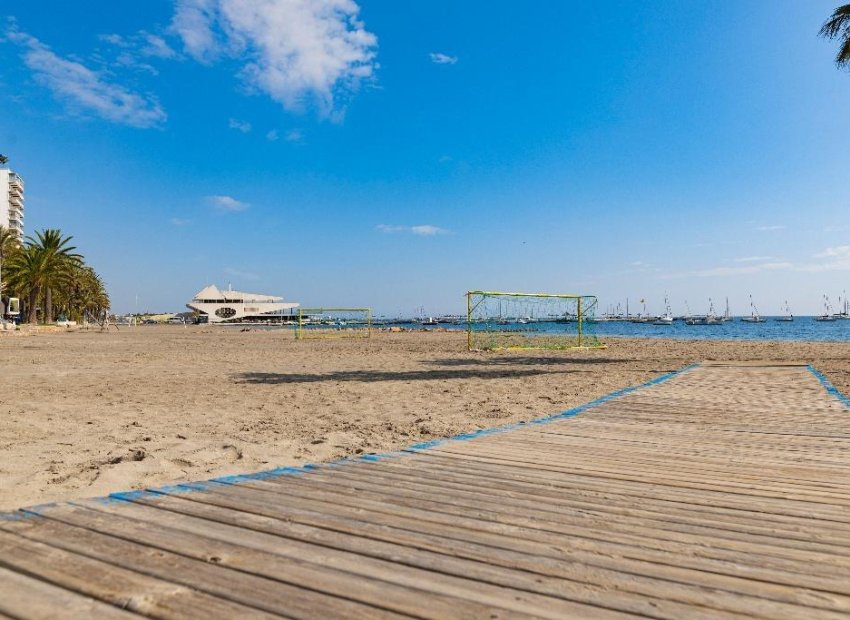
171,0,378,117
265,129,278,141
100,31,177,60
285,129,304,142
224,267,260,281
377,224,450,236
815,245,850,259
755,225,785,232
207,194,249,212
429,52,458,65
660,246,850,279
659,261,793,279
228,117,252,133
169,217,192,226
7,26,166,128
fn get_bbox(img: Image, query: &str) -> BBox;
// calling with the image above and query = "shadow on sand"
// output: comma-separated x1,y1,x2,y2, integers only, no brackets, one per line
425,356,630,367
234,366,592,385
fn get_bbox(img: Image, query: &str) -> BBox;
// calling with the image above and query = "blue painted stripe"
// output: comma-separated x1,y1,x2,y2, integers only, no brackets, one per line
807,365,850,409
4,363,698,513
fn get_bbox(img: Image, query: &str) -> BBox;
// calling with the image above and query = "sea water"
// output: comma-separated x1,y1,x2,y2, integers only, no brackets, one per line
407,317,850,342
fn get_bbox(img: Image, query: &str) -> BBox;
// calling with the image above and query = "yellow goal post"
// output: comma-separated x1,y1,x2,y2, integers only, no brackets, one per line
466,290,605,351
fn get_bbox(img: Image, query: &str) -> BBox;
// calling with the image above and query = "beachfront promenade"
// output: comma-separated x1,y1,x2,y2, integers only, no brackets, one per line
2,363,850,618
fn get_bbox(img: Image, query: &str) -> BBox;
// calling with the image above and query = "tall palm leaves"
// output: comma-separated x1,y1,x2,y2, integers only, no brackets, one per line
5,245,43,323
3,228,105,324
0,225,18,314
820,4,850,70
27,229,82,323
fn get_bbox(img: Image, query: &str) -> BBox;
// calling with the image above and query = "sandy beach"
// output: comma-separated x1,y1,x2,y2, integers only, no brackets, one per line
1,326,848,511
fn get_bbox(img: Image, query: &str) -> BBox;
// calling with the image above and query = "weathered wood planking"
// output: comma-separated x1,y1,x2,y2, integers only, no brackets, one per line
2,363,849,619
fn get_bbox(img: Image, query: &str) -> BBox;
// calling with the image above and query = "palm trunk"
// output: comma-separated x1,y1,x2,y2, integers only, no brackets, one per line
45,287,53,323
27,288,38,324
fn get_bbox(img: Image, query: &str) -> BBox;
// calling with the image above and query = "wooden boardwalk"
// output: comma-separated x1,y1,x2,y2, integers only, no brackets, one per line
2,362,850,619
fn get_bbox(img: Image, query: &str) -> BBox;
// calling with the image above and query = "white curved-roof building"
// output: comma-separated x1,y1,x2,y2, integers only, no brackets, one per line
187,284,299,323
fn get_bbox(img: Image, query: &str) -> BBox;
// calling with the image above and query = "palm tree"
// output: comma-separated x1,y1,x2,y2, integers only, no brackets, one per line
820,4,850,70
0,225,18,316
55,263,110,321
5,245,43,323
27,229,82,323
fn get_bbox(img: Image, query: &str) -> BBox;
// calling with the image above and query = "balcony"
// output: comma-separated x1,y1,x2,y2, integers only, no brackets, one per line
8,194,23,206
8,186,22,199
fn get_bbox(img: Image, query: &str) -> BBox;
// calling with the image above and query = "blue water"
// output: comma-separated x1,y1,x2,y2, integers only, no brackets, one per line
223,317,850,342
393,317,850,342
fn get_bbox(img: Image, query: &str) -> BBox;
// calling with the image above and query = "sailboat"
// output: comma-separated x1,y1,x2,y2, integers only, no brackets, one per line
653,295,674,325
686,298,722,325
816,295,837,322
720,297,733,323
835,291,850,319
774,301,793,322
740,295,766,323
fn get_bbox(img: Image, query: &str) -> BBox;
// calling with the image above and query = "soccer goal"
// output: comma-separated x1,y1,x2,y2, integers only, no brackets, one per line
466,291,605,351
295,307,372,340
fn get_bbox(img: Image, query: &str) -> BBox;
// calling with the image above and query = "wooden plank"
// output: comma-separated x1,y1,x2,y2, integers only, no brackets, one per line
81,494,741,620
119,484,850,619
0,565,141,619
180,478,850,616
30,501,616,620
0,516,400,620
0,529,277,619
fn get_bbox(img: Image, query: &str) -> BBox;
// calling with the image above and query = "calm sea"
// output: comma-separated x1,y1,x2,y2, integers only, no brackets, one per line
397,317,850,342
223,317,850,342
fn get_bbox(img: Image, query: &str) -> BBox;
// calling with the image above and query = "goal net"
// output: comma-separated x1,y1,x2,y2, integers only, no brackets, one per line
295,307,372,340
466,291,604,351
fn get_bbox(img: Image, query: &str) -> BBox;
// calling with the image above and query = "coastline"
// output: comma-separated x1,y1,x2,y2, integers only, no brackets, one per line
1,327,848,510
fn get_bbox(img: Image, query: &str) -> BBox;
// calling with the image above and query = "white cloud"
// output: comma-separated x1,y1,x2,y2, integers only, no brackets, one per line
7,28,166,128
815,245,850,259
171,0,378,117
170,217,192,226
734,256,776,263
755,225,785,232
377,224,450,236
285,129,303,142
429,52,458,65
228,117,252,132
207,194,249,212
266,129,279,141
100,31,177,59
659,261,793,279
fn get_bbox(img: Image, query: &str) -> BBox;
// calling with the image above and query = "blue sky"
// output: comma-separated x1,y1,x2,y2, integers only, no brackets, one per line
1,0,849,316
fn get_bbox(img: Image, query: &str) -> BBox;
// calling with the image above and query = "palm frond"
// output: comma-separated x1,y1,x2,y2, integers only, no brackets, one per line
820,4,850,38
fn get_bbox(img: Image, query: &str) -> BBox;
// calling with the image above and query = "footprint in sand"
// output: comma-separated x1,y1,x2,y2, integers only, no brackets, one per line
222,444,243,462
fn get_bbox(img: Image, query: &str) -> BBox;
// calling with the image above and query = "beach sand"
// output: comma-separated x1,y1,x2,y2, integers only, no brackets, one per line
2,326,848,511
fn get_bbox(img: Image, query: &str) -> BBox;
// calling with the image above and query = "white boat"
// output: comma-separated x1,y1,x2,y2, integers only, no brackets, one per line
774,301,794,322
686,298,722,325
816,295,837,322
187,284,299,324
721,297,733,322
653,295,674,325
834,291,850,319
740,295,766,323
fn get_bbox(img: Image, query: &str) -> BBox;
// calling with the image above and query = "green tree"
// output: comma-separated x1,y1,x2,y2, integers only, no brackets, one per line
5,245,43,323
54,263,110,321
820,4,850,70
0,225,18,314
27,229,82,323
